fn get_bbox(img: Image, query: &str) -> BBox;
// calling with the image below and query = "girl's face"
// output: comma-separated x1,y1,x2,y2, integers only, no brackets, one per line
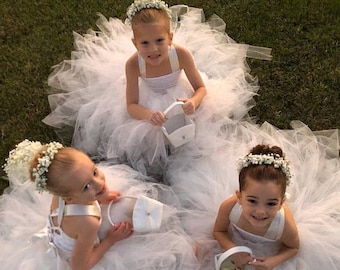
237,177,284,231
132,20,173,66
63,152,109,204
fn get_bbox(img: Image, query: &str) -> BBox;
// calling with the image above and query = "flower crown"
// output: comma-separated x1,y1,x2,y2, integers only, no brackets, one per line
3,139,63,192
126,0,172,24
237,153,292,185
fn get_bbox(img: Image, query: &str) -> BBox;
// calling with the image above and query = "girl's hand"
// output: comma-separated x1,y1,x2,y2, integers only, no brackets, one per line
230,252,254,269
148,111,167,126
107,191,121,202
177,98,196,115
99,191,122,204
248,256,275,270
106,221,133,245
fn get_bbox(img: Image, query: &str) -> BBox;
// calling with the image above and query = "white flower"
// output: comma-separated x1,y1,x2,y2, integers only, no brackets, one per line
126,0,172,24
32,141,63,192
3,139,63,192
3,139,43,186
237,153,292,185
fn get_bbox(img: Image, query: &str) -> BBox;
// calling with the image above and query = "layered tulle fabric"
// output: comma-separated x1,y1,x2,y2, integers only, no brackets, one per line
10,3,340,269
43,5,270,175
0,164,199,269
169,120,340,269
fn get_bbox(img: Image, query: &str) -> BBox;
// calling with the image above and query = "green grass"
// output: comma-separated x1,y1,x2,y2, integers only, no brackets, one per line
1,0,339,194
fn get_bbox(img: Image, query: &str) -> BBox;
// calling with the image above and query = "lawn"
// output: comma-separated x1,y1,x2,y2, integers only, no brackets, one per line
1,0,339,193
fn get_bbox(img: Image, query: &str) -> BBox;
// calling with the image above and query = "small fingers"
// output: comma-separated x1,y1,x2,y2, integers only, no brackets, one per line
182,105,194,115
149,112,167,126
115,222,133,235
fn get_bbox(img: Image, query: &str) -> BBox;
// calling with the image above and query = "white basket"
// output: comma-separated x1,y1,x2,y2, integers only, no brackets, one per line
161,101,195,148
215,246,253,270
107,196,163,233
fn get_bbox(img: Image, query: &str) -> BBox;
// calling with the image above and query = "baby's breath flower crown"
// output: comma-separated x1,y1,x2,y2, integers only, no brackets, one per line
3,139,63,192
237,153,292,185
126,0,172,24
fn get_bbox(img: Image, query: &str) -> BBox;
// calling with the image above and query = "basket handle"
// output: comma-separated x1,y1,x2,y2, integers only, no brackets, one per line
163,101,184,115
107,196,137,225
216,246,253,270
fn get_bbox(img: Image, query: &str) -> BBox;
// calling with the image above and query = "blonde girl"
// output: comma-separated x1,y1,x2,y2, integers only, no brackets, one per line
125,0,206,125
3,140,133,270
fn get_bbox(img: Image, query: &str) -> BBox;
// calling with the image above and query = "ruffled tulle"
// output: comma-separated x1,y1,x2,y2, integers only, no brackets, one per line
7,4,340,270
168,120,340,269
0,164,199,269
43,5,269,175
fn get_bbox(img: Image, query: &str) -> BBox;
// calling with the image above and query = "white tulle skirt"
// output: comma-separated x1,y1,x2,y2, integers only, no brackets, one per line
9,4,340,270
169,120,340,269
0,164,199,269
42,5,271,176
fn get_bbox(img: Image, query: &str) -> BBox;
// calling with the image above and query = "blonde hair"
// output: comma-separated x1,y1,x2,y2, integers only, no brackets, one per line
30,147,82,196
131,8,171,33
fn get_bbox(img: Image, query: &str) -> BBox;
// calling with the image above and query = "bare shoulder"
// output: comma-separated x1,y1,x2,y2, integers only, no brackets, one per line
220,194,238,212
66,215,100,238
214,194,237,231
173,43,192,59
79,215,100,230
282,204,297,228
281,205,299,247
125,52,139,71
173,44,196,71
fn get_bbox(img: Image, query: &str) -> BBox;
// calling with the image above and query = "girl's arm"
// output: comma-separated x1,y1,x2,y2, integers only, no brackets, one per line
213,195,238,250
214,195,253,268
70,216,132,270
125,53,167,125
249,205,299,269
175,44,207,114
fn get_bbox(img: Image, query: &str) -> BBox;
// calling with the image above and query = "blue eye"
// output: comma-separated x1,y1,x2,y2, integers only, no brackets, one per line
84,183,91,191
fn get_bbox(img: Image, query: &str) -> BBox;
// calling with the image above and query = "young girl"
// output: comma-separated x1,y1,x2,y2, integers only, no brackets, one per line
214,144,299,270
1,139,199,269
3,139,133,269
98,0,207,176
97,0,206,175
125,0,206,124
43,0,271,178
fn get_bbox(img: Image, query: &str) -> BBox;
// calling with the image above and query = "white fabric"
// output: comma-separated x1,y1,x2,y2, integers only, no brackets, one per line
229,203,285,240
171,121,340,269
0,164,199,269
162,101,195,147
138,45,180,78
42,6,264,176
132,195,163,232
2,4,339,270
47,198,101,262
107,195,163,233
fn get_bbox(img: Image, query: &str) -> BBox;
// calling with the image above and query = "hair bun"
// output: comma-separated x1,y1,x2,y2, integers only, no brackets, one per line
3,140,43,186
250,144,283,158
